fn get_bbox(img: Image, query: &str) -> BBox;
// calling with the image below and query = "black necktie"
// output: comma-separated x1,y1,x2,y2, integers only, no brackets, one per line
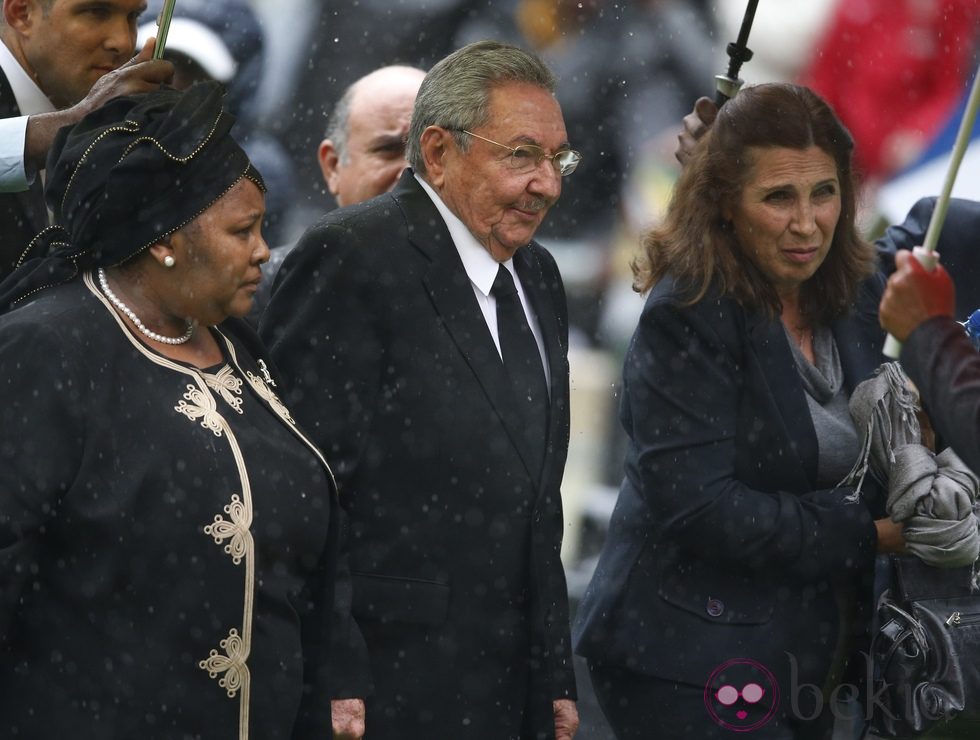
491,264,549,478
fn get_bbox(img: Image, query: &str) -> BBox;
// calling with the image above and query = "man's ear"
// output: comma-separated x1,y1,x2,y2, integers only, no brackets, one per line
3,0,36,36
419,126,452,188
317,139,341,197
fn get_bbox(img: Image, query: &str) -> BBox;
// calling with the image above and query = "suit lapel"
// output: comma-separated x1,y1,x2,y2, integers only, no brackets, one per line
833,278,887,392
744,312,819,489
393,173,544,484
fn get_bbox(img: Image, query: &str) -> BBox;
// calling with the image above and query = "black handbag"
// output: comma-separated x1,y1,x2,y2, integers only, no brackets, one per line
870,555,980,738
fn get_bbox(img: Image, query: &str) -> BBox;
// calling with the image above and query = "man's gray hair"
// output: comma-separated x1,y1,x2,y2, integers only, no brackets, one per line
324,83,356,165
406,40,556,174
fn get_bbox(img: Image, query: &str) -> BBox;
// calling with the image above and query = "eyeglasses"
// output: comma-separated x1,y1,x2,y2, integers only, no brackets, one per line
455,129,582,177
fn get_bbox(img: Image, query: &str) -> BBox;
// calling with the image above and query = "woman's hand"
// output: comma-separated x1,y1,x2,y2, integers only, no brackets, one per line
874,517,907,554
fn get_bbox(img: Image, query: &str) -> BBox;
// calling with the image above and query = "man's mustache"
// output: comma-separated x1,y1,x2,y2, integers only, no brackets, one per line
516,198,550,213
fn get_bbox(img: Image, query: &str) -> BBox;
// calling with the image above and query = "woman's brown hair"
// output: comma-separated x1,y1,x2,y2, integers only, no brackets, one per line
634,83,876,324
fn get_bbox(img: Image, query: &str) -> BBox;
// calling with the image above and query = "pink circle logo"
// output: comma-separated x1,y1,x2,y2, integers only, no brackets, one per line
703,658,780,732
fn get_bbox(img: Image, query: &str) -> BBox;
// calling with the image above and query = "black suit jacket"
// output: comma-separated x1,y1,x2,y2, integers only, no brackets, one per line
903,317,980,477
573,275,886,693
0,68,47,279
260,172,575,738
876,197,980,320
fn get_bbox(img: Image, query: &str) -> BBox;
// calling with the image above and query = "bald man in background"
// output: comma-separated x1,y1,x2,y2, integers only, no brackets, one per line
249,65,425,322
317,64,425,208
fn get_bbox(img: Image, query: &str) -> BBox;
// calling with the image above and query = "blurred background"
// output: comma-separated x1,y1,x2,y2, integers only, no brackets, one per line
145,1,980,735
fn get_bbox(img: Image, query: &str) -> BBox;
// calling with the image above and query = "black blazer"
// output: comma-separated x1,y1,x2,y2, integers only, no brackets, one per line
876,197,980,320
573,275,886,691
260,172,575,737
0,68,47,279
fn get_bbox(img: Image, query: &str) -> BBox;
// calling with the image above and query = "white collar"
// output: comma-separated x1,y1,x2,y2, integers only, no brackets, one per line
414,172,515,296
0,37,55,116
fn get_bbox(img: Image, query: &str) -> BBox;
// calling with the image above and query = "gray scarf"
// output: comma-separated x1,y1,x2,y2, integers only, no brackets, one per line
843,363,980,568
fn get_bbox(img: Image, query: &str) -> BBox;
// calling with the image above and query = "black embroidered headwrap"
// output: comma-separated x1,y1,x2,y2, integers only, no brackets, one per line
0,82,264,311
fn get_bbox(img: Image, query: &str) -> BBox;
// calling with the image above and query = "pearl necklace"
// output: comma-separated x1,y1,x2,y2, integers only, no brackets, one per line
97,268,194,345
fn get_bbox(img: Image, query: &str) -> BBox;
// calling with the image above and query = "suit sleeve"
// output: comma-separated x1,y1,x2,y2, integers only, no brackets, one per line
902,316,980,476
0,321,87,644
259,222,379,698
623,299,876,580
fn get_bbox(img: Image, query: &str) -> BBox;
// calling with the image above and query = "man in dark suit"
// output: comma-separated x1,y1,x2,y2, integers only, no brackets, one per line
260,40,580,740
0,0,171,277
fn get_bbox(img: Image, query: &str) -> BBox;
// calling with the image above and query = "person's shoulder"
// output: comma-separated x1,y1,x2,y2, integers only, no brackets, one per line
0,279,96,360
319,191,405,233
0,278,93,330
902,196,980,228
945,197,980,223
292,192,406,262
644,275,737,317
638,276,745,346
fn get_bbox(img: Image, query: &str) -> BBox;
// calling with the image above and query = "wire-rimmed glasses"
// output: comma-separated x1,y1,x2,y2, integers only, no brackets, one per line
455,129,582,176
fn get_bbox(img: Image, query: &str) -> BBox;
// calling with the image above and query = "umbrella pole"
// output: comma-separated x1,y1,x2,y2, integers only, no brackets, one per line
152,0,178,60
884,64,980,359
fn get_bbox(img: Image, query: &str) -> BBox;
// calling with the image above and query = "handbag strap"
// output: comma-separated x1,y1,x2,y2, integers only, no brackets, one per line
874,601,931,665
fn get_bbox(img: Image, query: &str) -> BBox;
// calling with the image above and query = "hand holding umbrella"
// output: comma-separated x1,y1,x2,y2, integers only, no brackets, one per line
880,251,956,345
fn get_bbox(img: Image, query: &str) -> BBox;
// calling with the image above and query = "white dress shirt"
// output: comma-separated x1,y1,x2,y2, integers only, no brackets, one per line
0,38,55,193
415,173,551,391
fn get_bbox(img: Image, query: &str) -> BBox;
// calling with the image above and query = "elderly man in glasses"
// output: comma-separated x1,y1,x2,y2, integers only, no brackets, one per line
260,40,580,740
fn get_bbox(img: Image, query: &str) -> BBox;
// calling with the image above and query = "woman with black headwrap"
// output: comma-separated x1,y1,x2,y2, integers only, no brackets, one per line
0,83,341,739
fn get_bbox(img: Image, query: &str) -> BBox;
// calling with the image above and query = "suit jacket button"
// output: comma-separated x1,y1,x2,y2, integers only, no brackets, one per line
706,598,725,618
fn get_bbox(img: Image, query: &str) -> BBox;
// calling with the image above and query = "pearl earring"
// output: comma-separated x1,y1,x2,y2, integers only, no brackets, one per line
163,255,176,268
